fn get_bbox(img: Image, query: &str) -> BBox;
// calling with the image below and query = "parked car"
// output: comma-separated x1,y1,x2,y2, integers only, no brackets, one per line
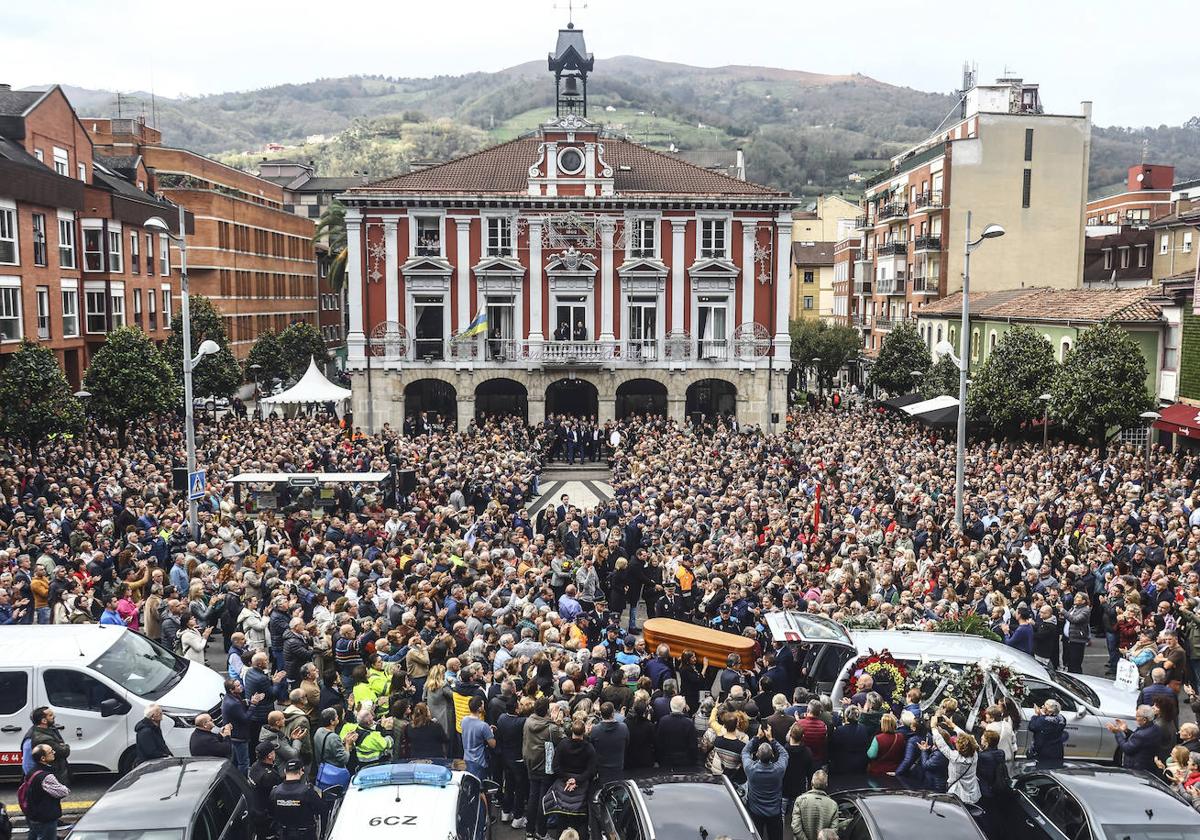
767,612,1137,761
192,396,231,412
67,758,252,840
1010,762,1200,840
326,762,496,840
0,625,226,774
833,789,988,840
590,773,760,840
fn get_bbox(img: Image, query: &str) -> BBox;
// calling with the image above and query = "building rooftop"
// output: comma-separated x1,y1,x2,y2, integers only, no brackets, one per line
0,87,48,116
352,135,784,197
915,288,1041,316
792,241,836,266
918,287,1162,323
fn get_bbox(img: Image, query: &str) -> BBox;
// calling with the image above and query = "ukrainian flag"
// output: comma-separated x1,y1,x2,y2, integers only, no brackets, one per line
458,310,488,339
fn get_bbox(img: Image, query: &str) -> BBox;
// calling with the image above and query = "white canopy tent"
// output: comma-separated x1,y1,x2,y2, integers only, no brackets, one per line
261,357,351,405
899,394,959,416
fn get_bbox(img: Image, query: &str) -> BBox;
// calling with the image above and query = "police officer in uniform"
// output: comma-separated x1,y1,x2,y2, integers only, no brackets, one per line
269,759,324,840
249,742,282,840
655,581,686,620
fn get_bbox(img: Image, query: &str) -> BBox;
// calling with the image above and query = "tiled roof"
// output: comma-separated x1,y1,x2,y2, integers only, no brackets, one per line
918,287,1164,323
353,136,784,197
792,241,835,265
915,289,1040,316
0,89,46,117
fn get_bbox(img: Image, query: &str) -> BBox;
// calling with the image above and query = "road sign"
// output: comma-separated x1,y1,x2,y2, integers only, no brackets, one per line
188,469,207,501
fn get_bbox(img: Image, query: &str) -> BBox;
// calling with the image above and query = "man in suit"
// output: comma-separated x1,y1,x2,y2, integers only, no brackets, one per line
566,423,581,464
656,581,686,620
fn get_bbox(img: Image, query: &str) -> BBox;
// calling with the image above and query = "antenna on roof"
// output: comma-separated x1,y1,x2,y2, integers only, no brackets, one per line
150,69,158,129
553,0,586,27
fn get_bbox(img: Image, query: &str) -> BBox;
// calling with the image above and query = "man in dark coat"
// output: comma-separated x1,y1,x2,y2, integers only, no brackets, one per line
828,706,871,776
1109,705,1163,772
27,706,71,784
134,705,172,765
654,696,699,770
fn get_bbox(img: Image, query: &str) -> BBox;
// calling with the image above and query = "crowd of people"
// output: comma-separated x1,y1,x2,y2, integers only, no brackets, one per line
5,400,1200,840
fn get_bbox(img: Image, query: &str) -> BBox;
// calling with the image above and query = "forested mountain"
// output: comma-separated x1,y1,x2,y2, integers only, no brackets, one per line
46,58,1200,199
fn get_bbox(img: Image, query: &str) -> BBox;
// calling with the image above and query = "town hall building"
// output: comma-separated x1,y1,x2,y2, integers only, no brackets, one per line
340,25,796,431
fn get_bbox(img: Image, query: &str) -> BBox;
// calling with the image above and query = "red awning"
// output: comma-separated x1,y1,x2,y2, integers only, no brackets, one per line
1153,403,1200,439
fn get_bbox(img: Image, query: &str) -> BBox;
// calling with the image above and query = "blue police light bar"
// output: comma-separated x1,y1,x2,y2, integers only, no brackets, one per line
353,763,453,789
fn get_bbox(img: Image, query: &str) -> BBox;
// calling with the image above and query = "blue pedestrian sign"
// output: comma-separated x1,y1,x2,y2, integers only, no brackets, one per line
188,469,207,501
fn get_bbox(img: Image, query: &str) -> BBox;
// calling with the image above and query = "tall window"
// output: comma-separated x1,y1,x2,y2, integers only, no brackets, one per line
109,290,125,329
85,290,107,333
83,229,103,272
52,147,69,176
1137,245,1148,268
1160,233,1169,255
416,217,441,256
106,230,123,273
700,219,726,258
36,287,50,339
0,204,17,265
31,213,47,266
803,270,815,284
632,218,656,257
1021,169,1032,208
1119,247,1130,269
0,286,21,341
130,230,140,274
162,289,171,323
148,287,157,330
1185,232,1194,254
58,217,76,268
485,217,512,257
133,289,143,327
696,296,728,358
1024,128,1034,161
61,287,79,337
159,235,170,275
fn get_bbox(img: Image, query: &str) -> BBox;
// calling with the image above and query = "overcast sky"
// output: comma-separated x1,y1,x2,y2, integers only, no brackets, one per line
3,0,1193,127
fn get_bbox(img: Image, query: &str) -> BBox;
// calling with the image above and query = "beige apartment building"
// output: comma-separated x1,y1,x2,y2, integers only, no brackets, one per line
791,195,858,321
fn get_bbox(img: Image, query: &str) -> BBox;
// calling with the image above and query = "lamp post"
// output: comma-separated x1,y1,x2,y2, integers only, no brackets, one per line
1141,410,1162,479
910,370,924,394
248,363,262,420
145,211,219,542
1038,393,1052,450
810,357,822,402
74,390,91,450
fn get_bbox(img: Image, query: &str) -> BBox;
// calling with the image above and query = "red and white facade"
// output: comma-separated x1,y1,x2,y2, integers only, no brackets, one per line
341,95,794,430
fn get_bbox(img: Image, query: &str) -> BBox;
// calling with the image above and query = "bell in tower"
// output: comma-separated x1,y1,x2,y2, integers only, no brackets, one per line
548,23,594,117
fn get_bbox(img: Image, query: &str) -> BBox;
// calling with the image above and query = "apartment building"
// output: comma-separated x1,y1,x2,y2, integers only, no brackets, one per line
0,85,180,386
1085,163,1175,227
85,118,319,358
844,74,1092,354
791,195,858,322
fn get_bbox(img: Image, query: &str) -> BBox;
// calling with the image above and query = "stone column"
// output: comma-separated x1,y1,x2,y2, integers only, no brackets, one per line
384,218,399,360
670,219,687,335
527,392,546,426
774,215,793,364
528,219,544,346
741,221,757,326
668,392,687,425
456,395,475,431
600,218,615,342
455,218,472,331
346,209,365,364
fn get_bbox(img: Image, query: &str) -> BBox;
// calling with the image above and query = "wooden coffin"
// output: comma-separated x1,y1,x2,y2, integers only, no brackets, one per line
642,617,756,664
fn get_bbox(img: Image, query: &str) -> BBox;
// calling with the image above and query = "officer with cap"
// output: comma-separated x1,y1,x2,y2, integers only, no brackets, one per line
655,580,685,620
248,742,282,840
269,758,324,840
710,602,742,634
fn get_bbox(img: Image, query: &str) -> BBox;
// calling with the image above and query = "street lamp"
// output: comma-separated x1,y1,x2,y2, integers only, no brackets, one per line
248,363,262,420
810,356,822,401
941,213,1005,532
74,390,91,450
1141,410,1162,478
145,211,209,541
910,369,924,394
1038,393,1052,449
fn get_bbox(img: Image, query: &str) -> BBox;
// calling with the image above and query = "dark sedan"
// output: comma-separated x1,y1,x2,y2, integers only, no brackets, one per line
590,773,760,840
833,789,989,840
1012,763,1200,840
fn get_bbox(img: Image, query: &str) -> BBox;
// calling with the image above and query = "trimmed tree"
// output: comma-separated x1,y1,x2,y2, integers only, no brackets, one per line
0,340,84,456
967,324,1057,434
84,326,178,446
163,294,242,399
1050,320,1153,450
922,353,960,398
279,321,327,381
869,321,929,396
247,330,286,387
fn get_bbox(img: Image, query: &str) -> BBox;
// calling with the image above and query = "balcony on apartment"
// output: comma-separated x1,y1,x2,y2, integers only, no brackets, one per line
854,214,871,230
877,201,909,222
875,273,907,296
911,269,937,294
876,241,907,257
912,235,941,252
408,335,770,368
853,276,872,295
912,191,944,212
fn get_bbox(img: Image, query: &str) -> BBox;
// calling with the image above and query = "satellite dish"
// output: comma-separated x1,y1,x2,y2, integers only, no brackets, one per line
1137,173,1145,183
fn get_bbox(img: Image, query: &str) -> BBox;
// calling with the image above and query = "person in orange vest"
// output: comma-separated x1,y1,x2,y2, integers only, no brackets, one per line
675,555,697,618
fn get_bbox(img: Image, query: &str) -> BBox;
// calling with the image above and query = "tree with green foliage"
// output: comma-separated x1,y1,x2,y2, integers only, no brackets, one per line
279,321,328,381
1050,320,1153,450
313,200,347,291
967,325,1057,434
163,294,242,399
84,327,178,446
869,322,929,396
922,353,960,398
0,340,84,456
789,319,863,392
247,330,286,387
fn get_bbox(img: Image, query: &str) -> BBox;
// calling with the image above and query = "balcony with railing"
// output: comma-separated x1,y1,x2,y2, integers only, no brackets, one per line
853,277,872,295
876,241,907,257
913,190,944,212
854,214,871,230
878,202,909,221
854,256,874,278
911,271,937,294
875,273,907,296
913,235,941,252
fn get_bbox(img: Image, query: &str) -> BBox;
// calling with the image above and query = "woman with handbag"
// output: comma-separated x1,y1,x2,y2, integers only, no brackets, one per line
312,708,356,792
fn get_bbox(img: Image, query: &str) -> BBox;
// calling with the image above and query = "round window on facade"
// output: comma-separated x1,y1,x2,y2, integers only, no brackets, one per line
557,147,585,175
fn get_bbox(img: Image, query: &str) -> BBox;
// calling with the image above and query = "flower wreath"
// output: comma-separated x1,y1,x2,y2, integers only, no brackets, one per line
908,659,1027,708
845,649,908,705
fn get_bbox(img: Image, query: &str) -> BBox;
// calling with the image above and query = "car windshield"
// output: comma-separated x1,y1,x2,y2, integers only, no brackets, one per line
1102,825,1200,840
90,631,186,699
73,831,185,840
642,783,755,840
1047,670,1100,707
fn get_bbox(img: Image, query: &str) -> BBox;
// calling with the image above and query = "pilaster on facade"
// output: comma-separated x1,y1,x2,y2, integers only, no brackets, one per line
455,217,472,329
670,219,687,335
741,222,757,326
383,218,399,357
599,218,615,342
346,208,365,361
528,219,545,345
773,216,793,363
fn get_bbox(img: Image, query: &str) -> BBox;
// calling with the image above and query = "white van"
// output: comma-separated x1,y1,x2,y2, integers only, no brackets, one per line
0,625,226,774
766,612,1138,761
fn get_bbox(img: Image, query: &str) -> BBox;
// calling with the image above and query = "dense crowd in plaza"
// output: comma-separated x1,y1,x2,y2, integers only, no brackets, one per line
6,401,1200,840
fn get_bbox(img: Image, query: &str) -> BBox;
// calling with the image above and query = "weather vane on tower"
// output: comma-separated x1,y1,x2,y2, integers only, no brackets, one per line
554,0,587,27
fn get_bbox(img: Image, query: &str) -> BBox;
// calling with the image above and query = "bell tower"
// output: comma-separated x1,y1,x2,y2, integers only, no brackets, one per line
548,23,593,117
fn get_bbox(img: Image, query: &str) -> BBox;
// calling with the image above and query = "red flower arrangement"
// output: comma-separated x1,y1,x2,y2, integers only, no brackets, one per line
845,649,908,705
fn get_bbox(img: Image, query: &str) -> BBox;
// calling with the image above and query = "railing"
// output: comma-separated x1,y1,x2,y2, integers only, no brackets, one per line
542,340,614,365
414,338,446,360
625,339,659,362
878,202,909,221
913,235,941,251
376,335,774,366
875,318,897,331
853,279,872,295
854,215,871,229
911,273,936,294
876,274,907,295
877,241,907,257
913,191,944,211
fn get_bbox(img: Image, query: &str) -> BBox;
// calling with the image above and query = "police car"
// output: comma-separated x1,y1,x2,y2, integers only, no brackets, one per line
326,762,496,840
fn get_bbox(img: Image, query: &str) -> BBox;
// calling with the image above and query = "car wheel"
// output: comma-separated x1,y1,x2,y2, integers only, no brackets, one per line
118,746,137,776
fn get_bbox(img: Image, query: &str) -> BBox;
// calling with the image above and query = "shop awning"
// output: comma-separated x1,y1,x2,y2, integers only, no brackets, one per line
900,394,959,416
880,393,925,411
1152,403,1200,439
